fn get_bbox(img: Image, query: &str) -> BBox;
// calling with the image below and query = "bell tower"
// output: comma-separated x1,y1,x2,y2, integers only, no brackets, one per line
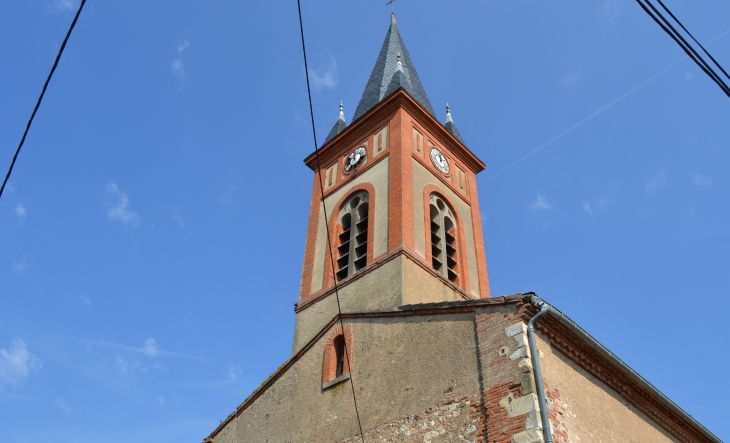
292,14,490,353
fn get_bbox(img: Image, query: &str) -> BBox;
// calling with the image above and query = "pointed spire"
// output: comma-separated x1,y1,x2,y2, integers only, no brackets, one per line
323,102,347,144
444,103,465,144
352,17,435,122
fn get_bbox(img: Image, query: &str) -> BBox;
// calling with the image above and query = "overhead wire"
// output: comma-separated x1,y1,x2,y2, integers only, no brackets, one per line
655,0,730,82
639,0,730,94
0,0,88,199
295,1,366,441
635,0,730,98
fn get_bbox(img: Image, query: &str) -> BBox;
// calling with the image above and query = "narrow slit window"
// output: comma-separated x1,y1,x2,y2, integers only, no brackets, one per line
336,192,369,281
334,335,346,377
429,194,458,283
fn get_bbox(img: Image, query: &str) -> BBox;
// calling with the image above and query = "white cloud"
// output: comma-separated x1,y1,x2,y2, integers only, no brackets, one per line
562,72,581,86
219,170,239,204
603,1,618,23
0,339,42,388
71,294,92,307
52,0,77,12
113,354,131,375
172,41,189,78
582,201,593,215
12,256,27,275
85,338,205,361
55,398,72,413
692,172,712,186
309,58,338,92
582,197,612,215
530,194,553,211
105,183,139,227
172,211,185,230
645,170,666,193
226,363,242,381
15,203,26,225
143,338,159,357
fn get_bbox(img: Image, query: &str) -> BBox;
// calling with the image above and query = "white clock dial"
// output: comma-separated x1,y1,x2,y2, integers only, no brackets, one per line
344,146,367,172
430,148,450,174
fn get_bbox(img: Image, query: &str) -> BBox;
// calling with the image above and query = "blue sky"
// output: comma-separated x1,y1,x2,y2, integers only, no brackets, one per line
1,1,729,441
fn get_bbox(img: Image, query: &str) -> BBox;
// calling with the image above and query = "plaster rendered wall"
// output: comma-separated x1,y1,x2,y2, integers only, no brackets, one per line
292,255,403,354
411,158,480,297
217,313,483,443
293,251,470,354
310,157,390,293
536,332,680,443
401,254,465,305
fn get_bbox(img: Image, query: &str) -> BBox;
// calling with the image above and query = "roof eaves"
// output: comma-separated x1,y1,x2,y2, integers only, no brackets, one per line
530,294,722,443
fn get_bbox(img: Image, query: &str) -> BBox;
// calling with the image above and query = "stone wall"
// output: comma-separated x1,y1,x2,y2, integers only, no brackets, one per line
474,303,546,443
338,397,484,443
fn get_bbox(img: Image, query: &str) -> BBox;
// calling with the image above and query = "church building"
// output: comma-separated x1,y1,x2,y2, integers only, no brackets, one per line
204,14,720,443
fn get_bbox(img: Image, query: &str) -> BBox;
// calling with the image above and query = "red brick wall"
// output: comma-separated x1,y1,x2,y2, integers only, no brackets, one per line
299,91,491,304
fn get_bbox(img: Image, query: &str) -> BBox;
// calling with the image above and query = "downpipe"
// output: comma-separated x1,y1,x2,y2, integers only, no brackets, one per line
527,300,553,443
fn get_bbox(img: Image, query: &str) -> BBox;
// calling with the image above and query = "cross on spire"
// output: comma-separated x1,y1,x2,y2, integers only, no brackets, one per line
386,0,395,14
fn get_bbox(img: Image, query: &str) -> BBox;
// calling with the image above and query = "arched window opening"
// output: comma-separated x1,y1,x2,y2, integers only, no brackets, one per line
333,335,346,377
336,192,369,281
430,194,458,283
322,327,353,388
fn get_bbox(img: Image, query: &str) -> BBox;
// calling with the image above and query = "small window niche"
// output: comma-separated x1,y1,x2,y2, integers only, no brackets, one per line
322,326,353,390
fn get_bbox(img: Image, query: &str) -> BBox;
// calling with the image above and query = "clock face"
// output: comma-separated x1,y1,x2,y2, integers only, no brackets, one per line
344,146,367,172
430,148,450,174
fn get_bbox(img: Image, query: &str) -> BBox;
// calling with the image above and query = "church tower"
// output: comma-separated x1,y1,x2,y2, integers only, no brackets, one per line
293,14,491,353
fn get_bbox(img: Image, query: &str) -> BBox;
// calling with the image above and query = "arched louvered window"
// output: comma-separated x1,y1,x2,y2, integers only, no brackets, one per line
336,192,369,281
429,194,458,283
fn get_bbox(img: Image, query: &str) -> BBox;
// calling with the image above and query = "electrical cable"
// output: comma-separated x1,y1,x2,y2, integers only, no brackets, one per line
635,0,730,98
635,0,728,93
640,0,730,93
0,0,87,199
655,0,730,82
296,1,366,441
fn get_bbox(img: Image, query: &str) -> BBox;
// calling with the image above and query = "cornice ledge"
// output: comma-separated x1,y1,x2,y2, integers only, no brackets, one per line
304,89,486,174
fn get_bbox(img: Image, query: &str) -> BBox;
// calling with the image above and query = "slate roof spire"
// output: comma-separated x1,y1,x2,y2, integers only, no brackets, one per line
323,101,347,144
444,103,465,144
351,14,435,122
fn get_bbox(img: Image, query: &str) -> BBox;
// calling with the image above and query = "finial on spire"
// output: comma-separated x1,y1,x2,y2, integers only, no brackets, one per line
445,103,454,123
339,101,345,121
387,0,396,17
